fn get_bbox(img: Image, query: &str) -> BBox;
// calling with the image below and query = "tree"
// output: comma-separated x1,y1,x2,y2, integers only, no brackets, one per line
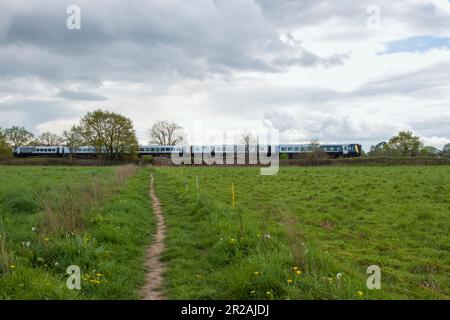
0,128,12,159
388,131,423,157
420,146,440,157
443,143,450,157
63,126,84,159
148,120,185,145
240,132,257,151
310,139,320,152
78,109,138,159
4,126,34,147
369,141,390,156
39,131,64,146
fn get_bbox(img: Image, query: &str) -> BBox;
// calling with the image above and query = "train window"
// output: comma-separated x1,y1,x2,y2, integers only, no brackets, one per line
281,147,286,151
288,147,293,151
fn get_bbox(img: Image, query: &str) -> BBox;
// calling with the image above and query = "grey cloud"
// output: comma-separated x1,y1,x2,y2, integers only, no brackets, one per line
57,89,107,101
355,62,450,97
257,0,450,40
0,0,346,85
0,98,79,130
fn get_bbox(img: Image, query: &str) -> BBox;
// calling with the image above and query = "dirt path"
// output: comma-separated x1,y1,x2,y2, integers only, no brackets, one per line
141,174,167,300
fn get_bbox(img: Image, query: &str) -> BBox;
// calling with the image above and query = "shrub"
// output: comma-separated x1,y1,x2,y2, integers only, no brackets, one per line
141,155,154,164
0,187,38,214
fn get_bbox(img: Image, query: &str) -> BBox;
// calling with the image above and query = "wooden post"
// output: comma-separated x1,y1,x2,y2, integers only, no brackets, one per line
231,182,236,209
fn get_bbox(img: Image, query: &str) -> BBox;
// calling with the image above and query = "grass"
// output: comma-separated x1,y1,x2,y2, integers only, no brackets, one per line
0,166,153,299
154,166,450,300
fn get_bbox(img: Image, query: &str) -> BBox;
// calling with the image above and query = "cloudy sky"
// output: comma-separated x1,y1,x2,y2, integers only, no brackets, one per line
0,0,449,150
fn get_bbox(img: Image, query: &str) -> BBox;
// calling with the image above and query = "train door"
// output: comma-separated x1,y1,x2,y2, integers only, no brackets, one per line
342,145,349,155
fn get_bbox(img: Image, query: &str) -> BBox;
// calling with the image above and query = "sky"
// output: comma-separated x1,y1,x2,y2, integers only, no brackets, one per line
0,0,449,151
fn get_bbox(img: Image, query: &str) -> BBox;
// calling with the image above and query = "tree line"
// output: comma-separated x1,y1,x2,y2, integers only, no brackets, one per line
0,109,186,160
1,111,449,160
368,131,450,157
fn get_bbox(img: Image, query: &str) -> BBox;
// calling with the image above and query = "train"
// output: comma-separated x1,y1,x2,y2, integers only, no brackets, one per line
13,143,362,158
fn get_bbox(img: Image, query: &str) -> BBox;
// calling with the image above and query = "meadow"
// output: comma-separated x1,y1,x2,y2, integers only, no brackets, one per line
0,165,448,300
154,166,450,299
0,166,154,299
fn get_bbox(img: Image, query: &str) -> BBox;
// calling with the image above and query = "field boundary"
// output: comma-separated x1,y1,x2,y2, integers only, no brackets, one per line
1,156,450,167
141,174,167,300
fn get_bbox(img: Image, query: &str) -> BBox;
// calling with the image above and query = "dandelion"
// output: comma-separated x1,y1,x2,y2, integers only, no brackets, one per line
336,273,342,279
9,265,15,269
287,279,293,284
264,234,271,239
44,237,50,242
253,271,261,276
229,238,236,244
96,273,102,277
26,241,31,247
295,270,302,276
250,290,256,295
292,266,299,271
266,291,272,296
196,274,201,279
357,291,364,297
327,277,333,283
54,262,59,267
31,227,37,233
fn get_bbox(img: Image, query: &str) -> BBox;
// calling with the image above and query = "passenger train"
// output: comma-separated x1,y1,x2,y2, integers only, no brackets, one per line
13,143,362,158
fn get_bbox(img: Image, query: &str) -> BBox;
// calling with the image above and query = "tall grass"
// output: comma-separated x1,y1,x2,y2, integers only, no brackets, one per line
41,165,138,235
0,232,11,275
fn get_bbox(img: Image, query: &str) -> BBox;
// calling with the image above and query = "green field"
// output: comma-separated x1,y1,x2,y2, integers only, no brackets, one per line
154,166,450,299
0,165,449,299
0,166,154,299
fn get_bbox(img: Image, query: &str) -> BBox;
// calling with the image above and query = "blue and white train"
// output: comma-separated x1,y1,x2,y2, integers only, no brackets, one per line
13,143,362,158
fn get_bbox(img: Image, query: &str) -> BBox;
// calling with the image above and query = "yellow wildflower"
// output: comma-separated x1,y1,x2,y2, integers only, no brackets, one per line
295,270,302,275
253,271,261,276
287,279,293,284
357,291,364,297
9,265,15,269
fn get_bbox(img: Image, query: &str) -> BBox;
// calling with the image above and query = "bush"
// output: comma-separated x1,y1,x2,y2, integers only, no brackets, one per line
0,187,39,214
141,155,154,164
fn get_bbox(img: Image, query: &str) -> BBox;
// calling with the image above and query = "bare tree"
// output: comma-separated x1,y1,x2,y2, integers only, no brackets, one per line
148,120,185,145
4,126,34,147
63,126,84,160
310,139,320,152
39,131,64,146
